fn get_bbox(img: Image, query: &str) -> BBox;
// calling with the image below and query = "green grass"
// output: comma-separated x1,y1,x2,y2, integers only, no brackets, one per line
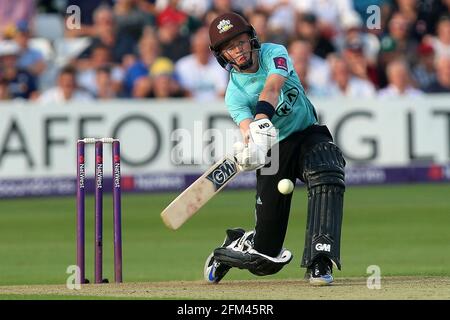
0,183,449,286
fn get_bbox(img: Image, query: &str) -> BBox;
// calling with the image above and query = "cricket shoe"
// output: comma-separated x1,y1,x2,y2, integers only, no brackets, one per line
306,256,334,286
204,228,246,283
213,231,293,276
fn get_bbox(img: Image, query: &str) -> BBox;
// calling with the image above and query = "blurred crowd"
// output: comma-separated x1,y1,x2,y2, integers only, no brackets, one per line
1,0,450,103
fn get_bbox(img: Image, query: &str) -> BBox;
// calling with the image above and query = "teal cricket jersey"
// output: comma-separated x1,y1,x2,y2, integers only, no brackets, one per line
225,43,318,142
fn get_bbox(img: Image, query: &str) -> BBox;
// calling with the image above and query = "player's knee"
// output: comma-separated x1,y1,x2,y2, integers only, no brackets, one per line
302,142,346,189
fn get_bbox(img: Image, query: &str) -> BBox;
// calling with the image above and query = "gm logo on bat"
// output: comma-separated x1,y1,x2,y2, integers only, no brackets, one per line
206,159,238,190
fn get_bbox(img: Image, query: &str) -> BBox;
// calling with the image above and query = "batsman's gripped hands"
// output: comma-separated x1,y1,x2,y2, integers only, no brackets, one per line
234,118,278,171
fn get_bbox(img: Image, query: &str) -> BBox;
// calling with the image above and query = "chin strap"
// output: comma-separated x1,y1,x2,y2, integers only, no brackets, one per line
235,55,254,71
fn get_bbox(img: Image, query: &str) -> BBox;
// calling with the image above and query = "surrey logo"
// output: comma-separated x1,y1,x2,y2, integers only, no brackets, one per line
217,19,233,33
273,57,288,71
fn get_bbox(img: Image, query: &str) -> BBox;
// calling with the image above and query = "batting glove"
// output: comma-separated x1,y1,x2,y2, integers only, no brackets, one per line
248,118,278,154
233,141,267,172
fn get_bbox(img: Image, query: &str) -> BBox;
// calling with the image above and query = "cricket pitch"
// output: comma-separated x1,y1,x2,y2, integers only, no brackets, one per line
0,277,449,299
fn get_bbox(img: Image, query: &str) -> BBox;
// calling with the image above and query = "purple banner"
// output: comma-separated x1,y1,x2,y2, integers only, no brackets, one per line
1,164,449,198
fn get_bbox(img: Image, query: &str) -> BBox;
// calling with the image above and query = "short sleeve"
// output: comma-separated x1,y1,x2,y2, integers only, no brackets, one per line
225,89,253,126
262,44,293,78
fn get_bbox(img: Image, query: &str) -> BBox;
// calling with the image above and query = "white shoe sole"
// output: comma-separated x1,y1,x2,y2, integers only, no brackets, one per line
309,275,334,286
204,252,218,283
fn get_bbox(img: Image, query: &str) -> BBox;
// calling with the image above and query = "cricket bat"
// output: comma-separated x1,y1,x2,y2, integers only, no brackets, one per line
161,156,240,230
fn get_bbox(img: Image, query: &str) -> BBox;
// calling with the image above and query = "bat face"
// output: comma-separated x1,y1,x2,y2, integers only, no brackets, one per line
161,156,240,230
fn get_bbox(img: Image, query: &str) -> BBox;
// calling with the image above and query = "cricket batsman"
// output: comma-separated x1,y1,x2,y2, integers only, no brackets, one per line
204,12,346,285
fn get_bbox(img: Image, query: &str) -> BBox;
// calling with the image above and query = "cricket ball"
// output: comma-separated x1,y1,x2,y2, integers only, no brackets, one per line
278,179,294,195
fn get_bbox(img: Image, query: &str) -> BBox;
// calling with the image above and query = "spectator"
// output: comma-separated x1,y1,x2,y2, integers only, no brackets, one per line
156,0,210,34
247,10,270,43
293,0,359,40
175,0,211,19
148,57,187,98
156,5,191,62
123,34,161,97
38,66,94,103
342,37,379,87
295,12,335,60
328,56,376,97
77,44,124,97
77,5,135,64
209,0,243,16
339,11,380,66
378,12,419,87
204,10,221,27
0,78,11,100
204,0,245,27
0,0,35,39
291,56,328,97
174,27,228,100
412,42,437,90
131,76,152,98
380,12,419,63
425,14,450,59
392,0,431,41
424,0,450,35
425,56,450,93
288,39,331,90
89,4,118,35
136,0,158,15
14,21,47,77
247,7,290,46
234,0,258,16
113,0,155,42
378,59,423,98
65,0,114,37
256,0,296,44
231,0,260,15
70,0,115,25
0,40,37,99
95,66,117,99
131,56,186,98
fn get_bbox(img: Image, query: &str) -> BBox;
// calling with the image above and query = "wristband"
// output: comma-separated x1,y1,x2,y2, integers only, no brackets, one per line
255,100,275,120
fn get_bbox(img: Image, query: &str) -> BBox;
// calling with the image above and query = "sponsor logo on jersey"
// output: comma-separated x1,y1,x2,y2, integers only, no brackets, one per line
273,57,288,71
276,87,299,117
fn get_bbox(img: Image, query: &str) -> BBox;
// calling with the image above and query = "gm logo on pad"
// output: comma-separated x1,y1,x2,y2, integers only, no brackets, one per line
315,243,331,252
